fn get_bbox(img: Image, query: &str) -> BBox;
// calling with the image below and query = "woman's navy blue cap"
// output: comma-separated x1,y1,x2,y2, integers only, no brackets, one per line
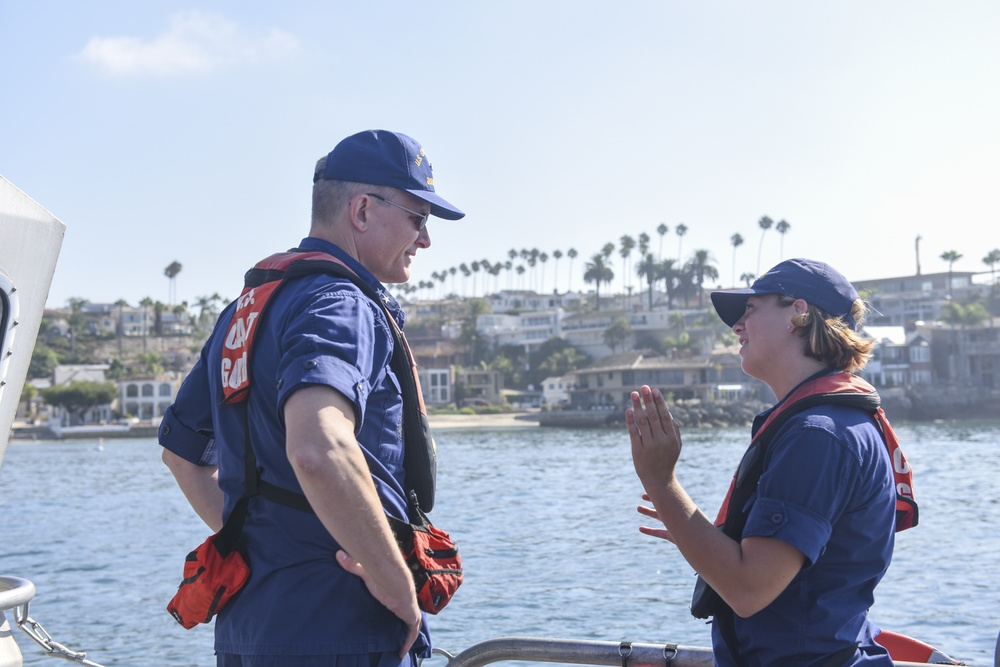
314,129,465,221
710,258,860,330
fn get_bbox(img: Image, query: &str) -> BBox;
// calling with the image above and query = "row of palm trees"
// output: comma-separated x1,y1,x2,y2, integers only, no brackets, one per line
397,216,793,306
401,215,1000,312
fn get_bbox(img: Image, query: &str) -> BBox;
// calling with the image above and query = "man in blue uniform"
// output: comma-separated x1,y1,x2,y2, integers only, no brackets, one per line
159,130,464,667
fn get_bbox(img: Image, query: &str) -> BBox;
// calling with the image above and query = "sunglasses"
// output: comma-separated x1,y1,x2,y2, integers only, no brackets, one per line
366,193,429,231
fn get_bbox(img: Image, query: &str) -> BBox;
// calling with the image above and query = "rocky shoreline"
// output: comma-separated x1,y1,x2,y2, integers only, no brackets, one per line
10,387,998,441
536,386,1000,429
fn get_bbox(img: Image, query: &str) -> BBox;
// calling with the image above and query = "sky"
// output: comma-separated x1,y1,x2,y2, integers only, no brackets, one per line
2,1,999,310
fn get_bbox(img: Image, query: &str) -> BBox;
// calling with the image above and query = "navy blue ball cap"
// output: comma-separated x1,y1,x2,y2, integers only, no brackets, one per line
315,129,465,221
711,258,860,330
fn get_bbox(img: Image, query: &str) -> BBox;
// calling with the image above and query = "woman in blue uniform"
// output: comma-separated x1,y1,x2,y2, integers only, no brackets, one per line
627,258,897,666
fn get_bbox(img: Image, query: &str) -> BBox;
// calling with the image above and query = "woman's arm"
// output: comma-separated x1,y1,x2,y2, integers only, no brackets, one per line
627,385,806,617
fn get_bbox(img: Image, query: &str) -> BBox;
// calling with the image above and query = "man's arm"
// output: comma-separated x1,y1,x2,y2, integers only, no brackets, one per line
284,384,421,657
161,449,224,533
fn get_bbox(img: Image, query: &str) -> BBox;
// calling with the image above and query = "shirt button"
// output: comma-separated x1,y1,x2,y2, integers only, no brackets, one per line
303,360,317,369
161,425,171,436
770,513,783,524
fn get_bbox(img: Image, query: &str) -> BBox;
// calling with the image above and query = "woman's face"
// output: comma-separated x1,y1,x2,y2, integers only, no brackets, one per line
732,294,797,381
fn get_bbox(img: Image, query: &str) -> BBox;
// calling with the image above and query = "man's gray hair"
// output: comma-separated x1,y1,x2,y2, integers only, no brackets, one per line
312,156,392,227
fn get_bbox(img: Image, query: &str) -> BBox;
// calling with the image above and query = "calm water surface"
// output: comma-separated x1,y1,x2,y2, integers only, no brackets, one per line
1,420,998,666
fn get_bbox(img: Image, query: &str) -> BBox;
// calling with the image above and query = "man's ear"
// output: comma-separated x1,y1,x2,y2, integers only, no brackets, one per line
348,193,370,231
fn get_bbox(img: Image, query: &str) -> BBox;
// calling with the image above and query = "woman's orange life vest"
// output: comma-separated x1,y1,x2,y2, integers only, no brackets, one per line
691,371,918,623
874,630,963,664
218,249,438,512
714,371,917,532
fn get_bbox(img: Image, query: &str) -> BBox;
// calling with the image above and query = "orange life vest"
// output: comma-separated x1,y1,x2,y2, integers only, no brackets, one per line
714,371,917,532
219,249,438,511
692,371,917,625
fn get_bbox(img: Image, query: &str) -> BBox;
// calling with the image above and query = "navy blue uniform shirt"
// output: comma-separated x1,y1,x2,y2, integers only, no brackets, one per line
160,237,428,660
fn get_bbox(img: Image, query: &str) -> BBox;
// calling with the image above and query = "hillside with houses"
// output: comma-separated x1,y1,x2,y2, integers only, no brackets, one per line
14,265,1000,439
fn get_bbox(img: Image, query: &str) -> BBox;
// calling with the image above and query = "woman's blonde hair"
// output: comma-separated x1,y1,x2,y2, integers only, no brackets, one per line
780,295,874,372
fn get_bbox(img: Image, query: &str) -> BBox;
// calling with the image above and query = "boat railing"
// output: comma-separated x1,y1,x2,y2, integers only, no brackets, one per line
0,575,106,667
434,636,978,667
2,580,994,667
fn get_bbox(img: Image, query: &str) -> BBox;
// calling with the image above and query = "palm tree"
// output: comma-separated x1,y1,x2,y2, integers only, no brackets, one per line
775,219,791,259
194,295,213,330
686,250,719,308
756,215,774,275
492,262,504,294
940,299,989,329
983,248,1000,316
114,298,129,355
172,302,190,332
603,318,633,354
153,301,166,336
551,250,563,293
583,253,614,311
740,272,757,287
66,297,89,358
940,250,963,299
538,252,549,293
139,296,154,352
471,261,481,297
674,265,698,307
656,223,669,260
729,233,744,288
619,235,636,298
566,248,578,291
658,259,680,308
526,253,538,292
637,253,659,310
164,261,182,305
459,264,470,296
982,249,1000,284
675,223,688,263
638,232,650,259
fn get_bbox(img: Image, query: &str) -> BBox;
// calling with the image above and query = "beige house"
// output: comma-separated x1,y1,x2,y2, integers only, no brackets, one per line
568,350,755,410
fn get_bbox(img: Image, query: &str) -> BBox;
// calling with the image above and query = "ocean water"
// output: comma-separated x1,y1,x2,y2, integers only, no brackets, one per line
1,420,998,666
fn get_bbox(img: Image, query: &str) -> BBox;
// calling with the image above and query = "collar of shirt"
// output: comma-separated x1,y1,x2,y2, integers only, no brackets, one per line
296,236,406,327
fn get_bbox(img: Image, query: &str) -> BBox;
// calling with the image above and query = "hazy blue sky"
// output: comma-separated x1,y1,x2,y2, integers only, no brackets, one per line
3,2,998,309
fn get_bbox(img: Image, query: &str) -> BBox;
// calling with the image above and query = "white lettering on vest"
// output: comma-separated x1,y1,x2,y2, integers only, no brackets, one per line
893,448,910,474
896,482,913,500
224,311,259,351
236,288,256,311
221,352,248,391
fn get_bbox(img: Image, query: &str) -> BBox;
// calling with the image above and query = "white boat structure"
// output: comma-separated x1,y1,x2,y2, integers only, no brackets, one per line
1,174,997,666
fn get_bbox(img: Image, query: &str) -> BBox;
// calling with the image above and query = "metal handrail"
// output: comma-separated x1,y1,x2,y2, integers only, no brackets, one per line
437,636,967,667
2,578,986,667
1,575,106,667
438,637,712,667
0,576,35,612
